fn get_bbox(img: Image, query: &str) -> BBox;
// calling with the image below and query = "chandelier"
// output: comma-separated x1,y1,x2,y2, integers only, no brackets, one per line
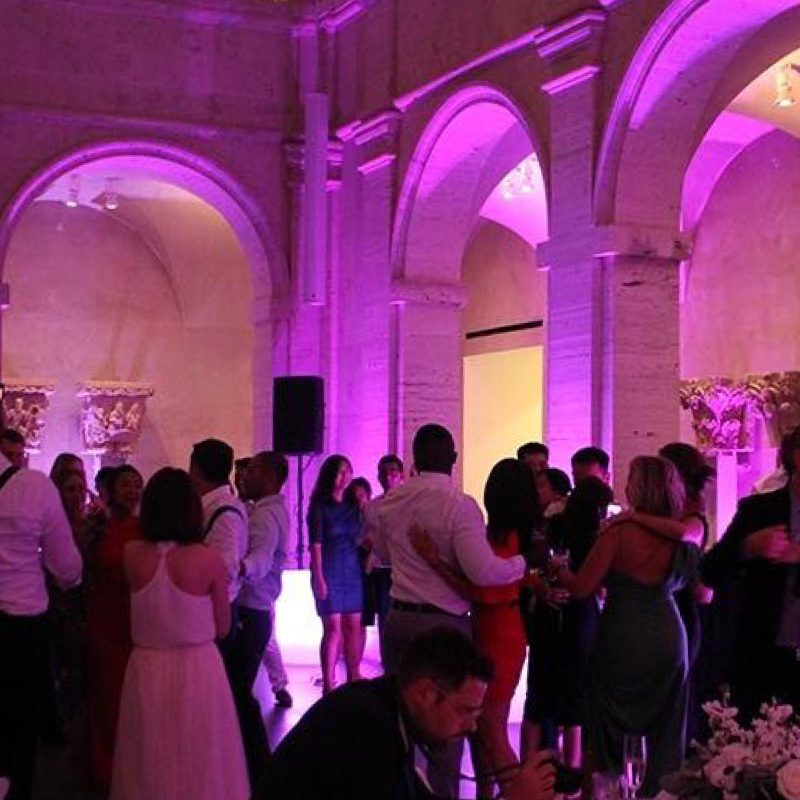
500,155,539,201
775,62,800,108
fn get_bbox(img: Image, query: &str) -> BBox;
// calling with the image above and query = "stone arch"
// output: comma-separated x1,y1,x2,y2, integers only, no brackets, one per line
388,83,548,474
392,84,547,283
0,139,287,463
0,140,288,320
595,0,800,229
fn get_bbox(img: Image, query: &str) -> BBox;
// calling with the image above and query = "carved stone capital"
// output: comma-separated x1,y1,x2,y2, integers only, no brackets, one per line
2,380,55,454
680,372,800,453
743,372,800,445
679,378,762,453
77,382,154,456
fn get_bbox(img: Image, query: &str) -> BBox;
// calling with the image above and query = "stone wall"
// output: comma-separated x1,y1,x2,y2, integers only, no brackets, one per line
683,129,800,380
4,198,253,477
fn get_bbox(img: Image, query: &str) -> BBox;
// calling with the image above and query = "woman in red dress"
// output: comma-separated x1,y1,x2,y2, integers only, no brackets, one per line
412,458,540,799
85,465,143,789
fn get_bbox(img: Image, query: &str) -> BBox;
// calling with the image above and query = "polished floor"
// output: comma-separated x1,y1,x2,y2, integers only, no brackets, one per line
32,573,528,799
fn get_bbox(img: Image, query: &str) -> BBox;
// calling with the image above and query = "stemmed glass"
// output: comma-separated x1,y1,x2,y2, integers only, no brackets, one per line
622,734,647,800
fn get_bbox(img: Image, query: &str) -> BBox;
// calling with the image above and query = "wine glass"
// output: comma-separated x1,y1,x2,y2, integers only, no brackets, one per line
622,734,646,799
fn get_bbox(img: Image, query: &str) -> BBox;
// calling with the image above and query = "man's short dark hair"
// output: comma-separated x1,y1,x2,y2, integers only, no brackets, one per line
235,457,252,470
571,446,610,471
397,627,493,693
412,425,456,474
191,439,234,485
378,454,404,473
780,427,800,475
0,429,25,447
517,442,549,461
253,450,289,489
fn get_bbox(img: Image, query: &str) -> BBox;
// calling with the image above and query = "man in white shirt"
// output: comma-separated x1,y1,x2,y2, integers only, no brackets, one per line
363,454,405,635
0,449,81,800
190,439,268,785
372,423,526,797
237,455,293,708
238,452,291,722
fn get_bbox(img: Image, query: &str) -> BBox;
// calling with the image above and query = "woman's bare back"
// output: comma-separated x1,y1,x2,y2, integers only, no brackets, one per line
125,541,219,596
611,522,678,585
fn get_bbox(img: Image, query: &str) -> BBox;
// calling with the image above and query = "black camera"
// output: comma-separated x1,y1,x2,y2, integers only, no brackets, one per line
553,761,582,796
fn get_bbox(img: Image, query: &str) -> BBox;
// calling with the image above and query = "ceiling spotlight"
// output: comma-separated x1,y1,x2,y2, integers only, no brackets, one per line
775,63,796,108
104,178,120,211
65,174,80,208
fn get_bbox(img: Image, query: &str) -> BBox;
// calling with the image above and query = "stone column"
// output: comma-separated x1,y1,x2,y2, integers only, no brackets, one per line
336,111,400,471
600,249,683,486
279,137,342,566
536,11,686,486
534,11,606,471
389,280,467,469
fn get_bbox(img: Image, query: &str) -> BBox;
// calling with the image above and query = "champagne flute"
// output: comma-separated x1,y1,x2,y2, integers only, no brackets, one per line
622,734,646,799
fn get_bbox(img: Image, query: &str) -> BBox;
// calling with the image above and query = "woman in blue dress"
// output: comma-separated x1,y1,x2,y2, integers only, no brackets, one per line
308,455,364,693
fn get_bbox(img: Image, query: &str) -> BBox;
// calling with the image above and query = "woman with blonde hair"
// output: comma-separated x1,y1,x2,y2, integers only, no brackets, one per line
552,456,697,797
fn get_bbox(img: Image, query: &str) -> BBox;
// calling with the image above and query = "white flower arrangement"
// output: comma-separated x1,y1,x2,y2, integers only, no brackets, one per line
661,700,800,800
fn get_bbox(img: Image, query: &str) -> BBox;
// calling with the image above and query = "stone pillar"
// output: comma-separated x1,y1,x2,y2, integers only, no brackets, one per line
540,226,687,487
279,137,342,566
536,11,686,486
389,280,467,469
534,11,606,472
600,251,682,487
336,111,400,472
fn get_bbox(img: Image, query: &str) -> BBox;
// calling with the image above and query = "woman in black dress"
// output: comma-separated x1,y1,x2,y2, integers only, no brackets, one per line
525,477,613,772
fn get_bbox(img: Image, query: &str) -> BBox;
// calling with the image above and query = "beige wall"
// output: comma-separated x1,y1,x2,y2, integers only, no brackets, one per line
462,218,546,356
4,198,253,477
682,130,800,379
461,219,546,498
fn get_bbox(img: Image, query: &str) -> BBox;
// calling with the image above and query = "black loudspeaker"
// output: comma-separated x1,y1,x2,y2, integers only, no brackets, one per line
273,376,324,455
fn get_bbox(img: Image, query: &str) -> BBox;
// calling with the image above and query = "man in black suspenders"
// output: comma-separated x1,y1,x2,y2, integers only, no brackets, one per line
190,439,270,787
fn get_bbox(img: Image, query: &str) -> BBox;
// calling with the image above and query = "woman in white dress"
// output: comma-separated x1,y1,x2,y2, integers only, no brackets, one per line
110,468,249,800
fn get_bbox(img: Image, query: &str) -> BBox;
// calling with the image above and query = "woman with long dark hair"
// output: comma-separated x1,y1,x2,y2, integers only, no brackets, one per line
525,477,612,773
111,468,247,800
308,455,363,693
412,457,539,799
85,464,143,789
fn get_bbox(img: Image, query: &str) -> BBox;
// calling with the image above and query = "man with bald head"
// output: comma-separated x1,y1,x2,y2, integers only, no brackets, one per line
371,423,527,797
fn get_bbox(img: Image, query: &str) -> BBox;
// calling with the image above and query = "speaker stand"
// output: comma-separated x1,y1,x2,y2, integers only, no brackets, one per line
295,454,305,569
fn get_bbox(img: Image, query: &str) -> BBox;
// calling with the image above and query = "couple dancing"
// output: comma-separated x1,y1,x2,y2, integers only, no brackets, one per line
373,424,701,799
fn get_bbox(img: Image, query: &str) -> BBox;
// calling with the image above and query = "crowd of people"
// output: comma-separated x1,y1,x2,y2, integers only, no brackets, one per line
2,417,800,800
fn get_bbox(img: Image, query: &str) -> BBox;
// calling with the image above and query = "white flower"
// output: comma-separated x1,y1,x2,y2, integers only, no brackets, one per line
721,743,752,765
704,753,740,792
777,759,800,800
704,700,739,721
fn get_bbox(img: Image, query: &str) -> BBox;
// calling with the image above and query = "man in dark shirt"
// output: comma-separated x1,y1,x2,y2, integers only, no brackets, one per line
254,627,555,800
702,425,800,719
